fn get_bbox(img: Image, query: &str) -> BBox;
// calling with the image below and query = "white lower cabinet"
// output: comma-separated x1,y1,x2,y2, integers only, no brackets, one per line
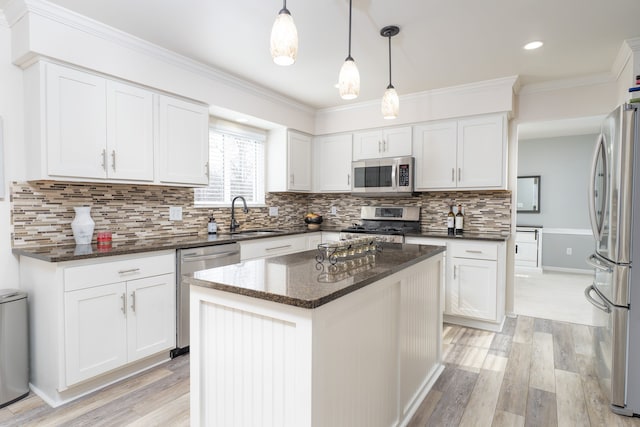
64,282,128,386
65,272,174,386
240,234,311,260
449,256,497,320
405,236,506,331
19,250,175,407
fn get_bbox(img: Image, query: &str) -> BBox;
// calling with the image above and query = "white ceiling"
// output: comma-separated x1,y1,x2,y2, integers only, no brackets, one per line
4,0,640,112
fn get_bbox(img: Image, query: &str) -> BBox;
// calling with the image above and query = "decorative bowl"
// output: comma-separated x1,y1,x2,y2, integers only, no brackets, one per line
307,223,321,231
304,215,323,225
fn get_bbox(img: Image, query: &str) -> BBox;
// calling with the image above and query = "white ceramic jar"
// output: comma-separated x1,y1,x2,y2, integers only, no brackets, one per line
71,206,95,245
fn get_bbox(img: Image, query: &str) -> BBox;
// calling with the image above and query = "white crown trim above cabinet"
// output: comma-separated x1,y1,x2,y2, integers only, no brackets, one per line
24,60,209,187
413,113,507,191
267,129,312,192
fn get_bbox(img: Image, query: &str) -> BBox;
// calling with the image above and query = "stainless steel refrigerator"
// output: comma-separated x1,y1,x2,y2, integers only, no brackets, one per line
585,102,640,416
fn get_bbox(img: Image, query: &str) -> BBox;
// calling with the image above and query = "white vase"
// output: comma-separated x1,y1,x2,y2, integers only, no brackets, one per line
71,206,95,245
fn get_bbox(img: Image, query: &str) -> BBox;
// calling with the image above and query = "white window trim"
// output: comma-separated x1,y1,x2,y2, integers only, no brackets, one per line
194,121,267,208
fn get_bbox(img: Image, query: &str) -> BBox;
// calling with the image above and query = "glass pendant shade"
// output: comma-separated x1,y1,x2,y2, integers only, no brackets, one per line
381,86,399,119
270,10,298,66
339,58,360,100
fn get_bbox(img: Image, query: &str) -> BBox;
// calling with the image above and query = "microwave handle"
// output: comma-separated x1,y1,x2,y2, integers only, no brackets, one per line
392,163,397,189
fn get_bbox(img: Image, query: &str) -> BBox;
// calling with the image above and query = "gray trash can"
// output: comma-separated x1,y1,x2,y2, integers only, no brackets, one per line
0,289,29,408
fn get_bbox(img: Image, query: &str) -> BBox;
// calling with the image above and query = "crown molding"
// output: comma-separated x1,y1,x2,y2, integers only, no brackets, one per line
317,75,519,115
518,72,614,95
5,0,315,114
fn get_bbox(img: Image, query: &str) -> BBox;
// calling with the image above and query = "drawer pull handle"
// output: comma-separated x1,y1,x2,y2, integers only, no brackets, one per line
266,244,292,251
118,268,141,275
465,250,483,254
454,265,457,279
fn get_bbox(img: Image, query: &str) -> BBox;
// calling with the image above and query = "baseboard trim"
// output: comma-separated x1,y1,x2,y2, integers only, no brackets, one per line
542,266,592,275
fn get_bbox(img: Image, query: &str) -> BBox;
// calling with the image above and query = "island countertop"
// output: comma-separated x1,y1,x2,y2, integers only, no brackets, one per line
185,243,445,309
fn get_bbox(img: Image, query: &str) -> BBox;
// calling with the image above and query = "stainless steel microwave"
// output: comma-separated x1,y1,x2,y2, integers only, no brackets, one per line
351,156,414,195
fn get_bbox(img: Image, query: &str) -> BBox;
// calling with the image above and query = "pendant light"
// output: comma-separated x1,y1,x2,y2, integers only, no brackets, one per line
380,25,400,119
338,0,359,100
270,0,298,66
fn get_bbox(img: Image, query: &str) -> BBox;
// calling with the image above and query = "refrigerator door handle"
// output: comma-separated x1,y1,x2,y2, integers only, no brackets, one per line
584,284,611,313
588,133,607,242
586,253,612,272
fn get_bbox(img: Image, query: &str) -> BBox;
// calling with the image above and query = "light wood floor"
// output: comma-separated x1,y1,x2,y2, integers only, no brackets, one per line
2,316,640,426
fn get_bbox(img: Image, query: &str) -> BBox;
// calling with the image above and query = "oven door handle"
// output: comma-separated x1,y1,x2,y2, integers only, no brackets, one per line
584,284,611,313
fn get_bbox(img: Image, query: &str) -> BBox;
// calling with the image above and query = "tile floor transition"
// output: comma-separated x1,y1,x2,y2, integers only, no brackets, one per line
514,270,597,326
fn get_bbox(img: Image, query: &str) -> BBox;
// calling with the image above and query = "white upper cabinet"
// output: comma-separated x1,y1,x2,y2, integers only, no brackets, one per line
106,81,154,181
267,129,312,192
413,113,507,191
45,64,108,179
157,95,210,186
24,61,209,186
288,130,312,191
313,134,352,192
353,126,412,160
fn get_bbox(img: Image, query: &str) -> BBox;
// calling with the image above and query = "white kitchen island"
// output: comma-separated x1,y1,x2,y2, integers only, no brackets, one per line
186,243,445,427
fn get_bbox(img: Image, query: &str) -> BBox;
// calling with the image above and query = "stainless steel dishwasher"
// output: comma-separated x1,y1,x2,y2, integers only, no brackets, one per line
172,243,241,357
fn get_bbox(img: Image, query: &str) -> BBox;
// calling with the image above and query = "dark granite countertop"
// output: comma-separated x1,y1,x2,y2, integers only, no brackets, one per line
185,243,445,309
12,228,318,262
405,231,510,242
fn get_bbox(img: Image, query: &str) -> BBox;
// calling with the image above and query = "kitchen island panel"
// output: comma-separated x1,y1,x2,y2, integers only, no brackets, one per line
190,253,444,427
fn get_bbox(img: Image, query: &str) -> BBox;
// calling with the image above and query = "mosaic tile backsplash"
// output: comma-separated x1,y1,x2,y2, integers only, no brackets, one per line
11,181,511,247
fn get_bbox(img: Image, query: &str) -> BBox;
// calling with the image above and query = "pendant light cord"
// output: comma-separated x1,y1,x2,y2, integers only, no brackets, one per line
387,35,393,88
347,0,353,60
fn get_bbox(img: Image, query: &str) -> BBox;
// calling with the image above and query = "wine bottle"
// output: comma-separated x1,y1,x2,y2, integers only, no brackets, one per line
447,205,455,235
455,204,464,235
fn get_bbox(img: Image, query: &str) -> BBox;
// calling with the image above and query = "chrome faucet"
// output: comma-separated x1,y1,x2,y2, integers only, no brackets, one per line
230,196,249,232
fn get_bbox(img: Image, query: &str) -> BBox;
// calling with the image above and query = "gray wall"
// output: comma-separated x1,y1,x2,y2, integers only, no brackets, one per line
517,134,597,271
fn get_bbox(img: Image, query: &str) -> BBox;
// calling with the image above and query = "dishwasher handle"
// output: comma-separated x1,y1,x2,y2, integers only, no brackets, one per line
181,250,240,263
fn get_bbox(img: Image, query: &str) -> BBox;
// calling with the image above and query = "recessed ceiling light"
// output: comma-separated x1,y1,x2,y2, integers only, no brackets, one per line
523,41,543,50
235,118,249,123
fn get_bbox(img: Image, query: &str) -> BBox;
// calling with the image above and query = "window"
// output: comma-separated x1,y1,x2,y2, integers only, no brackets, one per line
195,126,265,206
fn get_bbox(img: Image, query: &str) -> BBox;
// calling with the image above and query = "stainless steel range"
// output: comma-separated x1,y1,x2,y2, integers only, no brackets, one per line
340,206,420,243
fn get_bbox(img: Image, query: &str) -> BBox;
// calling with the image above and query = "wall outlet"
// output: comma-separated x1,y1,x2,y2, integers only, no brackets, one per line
169,206,182,221
330,206,337,215
566,247,572,255
269,206,279,217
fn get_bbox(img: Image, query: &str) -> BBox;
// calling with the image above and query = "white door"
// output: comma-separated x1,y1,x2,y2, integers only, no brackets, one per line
315,134,352,191
413,122,457,190
353,130,383,160
448,257,497,321
382,127,412,158
127,274,175,361
288,131,312,191
64,282,127,386
106,81,154,181
457,115,505,188
46,63,107,179
158,95,209,185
